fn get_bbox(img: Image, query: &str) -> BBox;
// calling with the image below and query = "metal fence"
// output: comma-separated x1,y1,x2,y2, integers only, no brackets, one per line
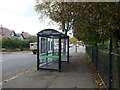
86,44,120,89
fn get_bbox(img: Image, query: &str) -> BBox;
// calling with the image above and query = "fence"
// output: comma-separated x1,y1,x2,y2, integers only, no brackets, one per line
86,43,120,89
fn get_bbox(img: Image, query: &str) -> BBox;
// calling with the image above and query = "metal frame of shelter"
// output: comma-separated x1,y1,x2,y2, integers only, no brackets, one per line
37,29,69,71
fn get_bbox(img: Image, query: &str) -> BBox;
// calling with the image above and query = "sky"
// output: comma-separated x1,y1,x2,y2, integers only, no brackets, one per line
0,0,60,35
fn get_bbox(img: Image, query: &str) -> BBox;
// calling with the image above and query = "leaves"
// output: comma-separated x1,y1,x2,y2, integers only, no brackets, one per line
2,38,29,49
69,37,78,44
35,1,119,45
26,36,37,43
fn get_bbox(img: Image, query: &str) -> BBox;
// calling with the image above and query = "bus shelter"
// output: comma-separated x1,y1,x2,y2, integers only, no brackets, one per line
37,29,69,71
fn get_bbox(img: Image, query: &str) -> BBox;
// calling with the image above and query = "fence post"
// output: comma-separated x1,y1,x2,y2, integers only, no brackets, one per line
93,43,98,71
91,46,93,62
95,44,98,71
109,37,113,89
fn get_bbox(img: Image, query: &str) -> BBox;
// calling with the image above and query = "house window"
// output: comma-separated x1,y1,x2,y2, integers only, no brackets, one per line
11,32,15,37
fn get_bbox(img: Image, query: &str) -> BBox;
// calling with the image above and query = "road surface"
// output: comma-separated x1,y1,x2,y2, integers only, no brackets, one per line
1,51,36,81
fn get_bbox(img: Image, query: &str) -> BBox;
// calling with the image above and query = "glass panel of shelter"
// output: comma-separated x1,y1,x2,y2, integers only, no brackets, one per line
39,37,59,70
61,39,68,62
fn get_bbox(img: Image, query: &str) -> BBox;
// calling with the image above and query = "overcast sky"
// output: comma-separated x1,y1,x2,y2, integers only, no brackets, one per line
0,0,60,35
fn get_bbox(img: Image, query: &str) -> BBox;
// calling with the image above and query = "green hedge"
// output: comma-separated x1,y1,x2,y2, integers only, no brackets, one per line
2,38,29,49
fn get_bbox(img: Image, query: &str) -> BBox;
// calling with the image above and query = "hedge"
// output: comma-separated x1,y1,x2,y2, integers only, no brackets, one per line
2,38,29,49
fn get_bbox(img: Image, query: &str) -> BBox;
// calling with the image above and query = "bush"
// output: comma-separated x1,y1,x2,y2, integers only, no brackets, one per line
2,38,29,50
26,36,37,43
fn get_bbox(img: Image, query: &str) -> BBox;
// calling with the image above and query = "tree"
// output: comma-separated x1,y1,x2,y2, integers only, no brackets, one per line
35,2,119,44
69,37,78,53
69,37,78,44
35,1,74,34
26,36,37,43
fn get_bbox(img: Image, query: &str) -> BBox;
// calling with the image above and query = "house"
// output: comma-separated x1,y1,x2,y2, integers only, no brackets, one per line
21,31,31,39
16,33,25,40
0,27,17,39
16,32,31,40
0,26,31,40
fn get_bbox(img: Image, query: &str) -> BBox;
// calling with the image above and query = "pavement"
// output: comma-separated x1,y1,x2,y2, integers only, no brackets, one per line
2,46,96,88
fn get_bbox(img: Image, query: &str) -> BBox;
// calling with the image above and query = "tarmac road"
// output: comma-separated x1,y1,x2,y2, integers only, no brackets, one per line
1,51,36,81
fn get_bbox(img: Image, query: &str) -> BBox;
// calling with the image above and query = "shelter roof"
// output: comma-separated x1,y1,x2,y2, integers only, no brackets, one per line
37,29,68,38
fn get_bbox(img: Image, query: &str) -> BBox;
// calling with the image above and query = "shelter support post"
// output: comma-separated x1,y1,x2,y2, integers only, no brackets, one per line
37,35,39,70
59,37,61,72
67,36,69,63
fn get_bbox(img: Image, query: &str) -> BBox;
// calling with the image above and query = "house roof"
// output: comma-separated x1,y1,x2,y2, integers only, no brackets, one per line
0,27,16,38
0,27,31,39
21,32,31,39
16,33,22,36
16,33,25,39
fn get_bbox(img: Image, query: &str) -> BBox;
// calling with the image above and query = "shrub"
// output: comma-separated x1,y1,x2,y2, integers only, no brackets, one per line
2,38,29,49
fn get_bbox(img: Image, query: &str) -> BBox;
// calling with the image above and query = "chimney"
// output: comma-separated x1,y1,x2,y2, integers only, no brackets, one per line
1,25,3,36
22,31,24,33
